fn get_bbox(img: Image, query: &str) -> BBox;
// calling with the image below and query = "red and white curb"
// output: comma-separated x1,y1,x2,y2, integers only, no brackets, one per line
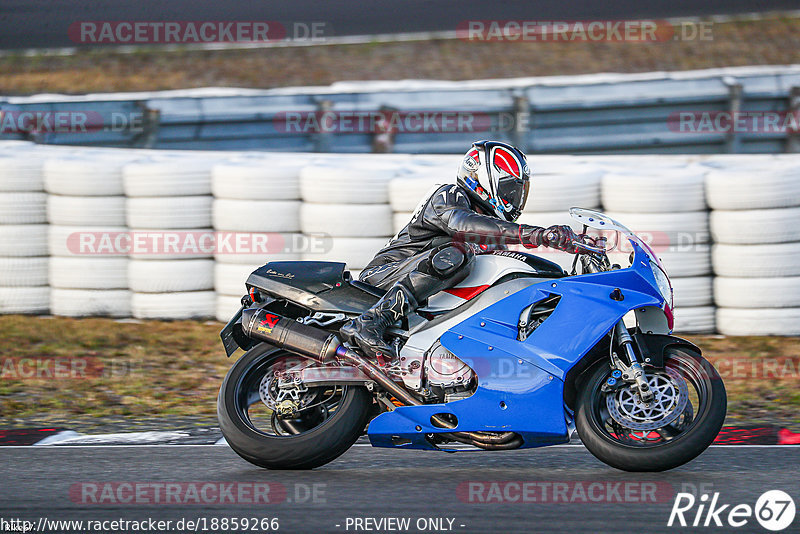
0,428,225,446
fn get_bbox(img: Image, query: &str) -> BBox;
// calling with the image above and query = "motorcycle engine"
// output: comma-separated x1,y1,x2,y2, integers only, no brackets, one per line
399,342,475,402
426,344,474,388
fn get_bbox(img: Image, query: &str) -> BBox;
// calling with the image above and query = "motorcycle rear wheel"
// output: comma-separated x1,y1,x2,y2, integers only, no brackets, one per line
218,343,372,470
575,347,726,472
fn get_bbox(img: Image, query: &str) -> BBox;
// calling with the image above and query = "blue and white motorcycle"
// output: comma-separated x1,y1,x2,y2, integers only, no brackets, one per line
218,208,726,471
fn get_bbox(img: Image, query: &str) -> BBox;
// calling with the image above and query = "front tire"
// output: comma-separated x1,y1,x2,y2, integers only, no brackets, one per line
218,343,372,470
575,347,726,472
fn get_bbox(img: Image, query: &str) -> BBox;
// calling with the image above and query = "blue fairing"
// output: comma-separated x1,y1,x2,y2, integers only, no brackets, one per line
367,244,667,450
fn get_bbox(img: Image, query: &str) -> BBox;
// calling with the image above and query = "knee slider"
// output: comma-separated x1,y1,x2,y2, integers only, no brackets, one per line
430,247,466,277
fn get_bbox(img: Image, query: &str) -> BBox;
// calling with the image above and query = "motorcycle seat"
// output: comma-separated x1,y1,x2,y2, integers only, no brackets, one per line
349,279,387,298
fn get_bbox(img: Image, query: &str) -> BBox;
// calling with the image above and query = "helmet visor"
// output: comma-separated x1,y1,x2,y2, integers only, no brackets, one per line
497,174,529,214
487,143,529,215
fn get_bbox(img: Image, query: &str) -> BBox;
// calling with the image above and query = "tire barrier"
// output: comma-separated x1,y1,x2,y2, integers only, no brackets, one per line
128,259,214,293
524,168,603,212
123,158,214,197
302,236,388,270
601,171,706,212
50,288,132,318
0,141,797,334
212,158,302,200
0,146,52,314
301,203,394,237
44,151,132,316
709,169,800,335
300,163,399,204
127,196,212,229
212,199,301,232
131,290,216,320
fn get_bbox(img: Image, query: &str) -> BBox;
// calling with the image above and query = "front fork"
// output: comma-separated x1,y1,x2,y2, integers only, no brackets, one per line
611,320,654,403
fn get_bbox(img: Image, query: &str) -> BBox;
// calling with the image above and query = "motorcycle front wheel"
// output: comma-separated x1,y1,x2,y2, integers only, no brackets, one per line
575,346,726,472
218,343,372,470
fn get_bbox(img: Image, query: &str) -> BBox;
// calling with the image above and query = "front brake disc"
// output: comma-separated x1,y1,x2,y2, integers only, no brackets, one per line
606,367,689,432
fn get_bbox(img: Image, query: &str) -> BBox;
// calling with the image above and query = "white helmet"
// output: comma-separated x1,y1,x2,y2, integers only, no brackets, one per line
456,140,530,222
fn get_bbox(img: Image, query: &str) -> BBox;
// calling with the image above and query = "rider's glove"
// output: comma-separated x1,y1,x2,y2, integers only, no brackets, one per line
519,225,546,249
542,225,580,253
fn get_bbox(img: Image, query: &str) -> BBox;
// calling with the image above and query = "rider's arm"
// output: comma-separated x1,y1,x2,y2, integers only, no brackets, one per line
424,185,544,247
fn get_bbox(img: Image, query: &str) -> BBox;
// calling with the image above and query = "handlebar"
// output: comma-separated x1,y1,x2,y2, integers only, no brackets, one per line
572,234,606,254
544,231,606,255
572,240,606,254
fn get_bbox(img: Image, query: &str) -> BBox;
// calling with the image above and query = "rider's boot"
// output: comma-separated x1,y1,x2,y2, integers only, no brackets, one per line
341,245,473,362
340,282,417,362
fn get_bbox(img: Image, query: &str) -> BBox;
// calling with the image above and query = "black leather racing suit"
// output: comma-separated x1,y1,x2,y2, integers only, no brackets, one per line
359,183,542,302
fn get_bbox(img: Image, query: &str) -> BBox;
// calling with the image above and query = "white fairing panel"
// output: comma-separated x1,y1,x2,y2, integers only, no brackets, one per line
400,278,546,389
421,254,538,313
399,254,559,390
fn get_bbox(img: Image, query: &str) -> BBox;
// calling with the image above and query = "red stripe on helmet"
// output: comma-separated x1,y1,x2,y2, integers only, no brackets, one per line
493,147,521,178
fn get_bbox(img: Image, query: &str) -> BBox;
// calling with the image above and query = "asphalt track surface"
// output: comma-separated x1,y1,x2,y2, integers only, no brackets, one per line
1,0,799,50
1,443,798,533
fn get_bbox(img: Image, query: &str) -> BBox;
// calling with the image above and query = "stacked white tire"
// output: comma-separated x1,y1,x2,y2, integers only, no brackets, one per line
388,173,447,213
602,170,713,333
389,169,448,234
300,162,397,276
125,157,216,319
393,212,414,234
212,158,304,321
525,166,603,212
300,162,398,204
0,152,49,313
709,166,800,335
44,152,135,317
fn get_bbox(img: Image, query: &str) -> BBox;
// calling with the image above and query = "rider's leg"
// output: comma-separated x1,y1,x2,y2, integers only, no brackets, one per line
341,244,474,361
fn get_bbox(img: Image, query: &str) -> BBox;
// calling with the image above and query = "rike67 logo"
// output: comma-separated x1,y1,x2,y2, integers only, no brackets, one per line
668,490,795,531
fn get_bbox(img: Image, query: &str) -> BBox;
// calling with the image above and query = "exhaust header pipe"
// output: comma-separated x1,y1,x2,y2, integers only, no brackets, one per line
241,307,340,363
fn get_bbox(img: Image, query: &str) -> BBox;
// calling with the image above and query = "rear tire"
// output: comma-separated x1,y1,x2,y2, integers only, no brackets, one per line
218,343,372,470
576,347,726,472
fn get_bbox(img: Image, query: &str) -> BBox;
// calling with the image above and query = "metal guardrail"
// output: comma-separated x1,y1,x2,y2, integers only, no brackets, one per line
2,66,799,154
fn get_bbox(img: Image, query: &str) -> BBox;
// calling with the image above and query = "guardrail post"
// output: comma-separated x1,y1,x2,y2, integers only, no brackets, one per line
313,99,333,152
511,93,530,152
787,87,800,153
131,104,160,148
372,105,397,153
723,78,743,153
